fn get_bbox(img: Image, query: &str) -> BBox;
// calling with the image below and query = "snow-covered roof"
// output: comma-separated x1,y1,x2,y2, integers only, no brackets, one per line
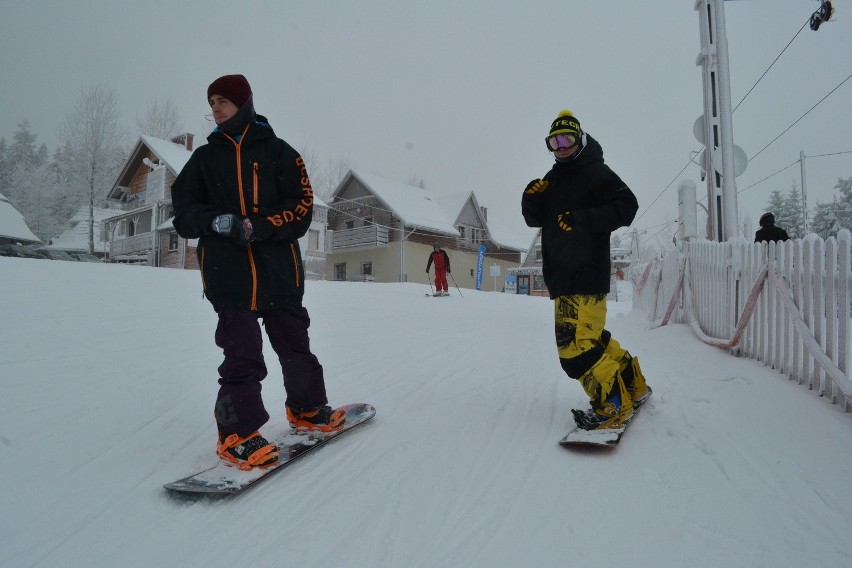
140,135,194,174
44,206,115,251
434,191,529,252
434,193,471,226
0,192,41,244
343,170,459,235
488,226,535,253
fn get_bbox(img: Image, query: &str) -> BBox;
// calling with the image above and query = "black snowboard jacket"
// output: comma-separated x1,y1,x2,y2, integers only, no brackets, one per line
521,135,638,298
172,116,313,311
754,224,789,243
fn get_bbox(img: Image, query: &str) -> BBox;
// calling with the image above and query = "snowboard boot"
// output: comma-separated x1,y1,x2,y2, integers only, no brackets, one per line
572,376,634,431
621,356,651,407
286,405,346,432
217,431,280,471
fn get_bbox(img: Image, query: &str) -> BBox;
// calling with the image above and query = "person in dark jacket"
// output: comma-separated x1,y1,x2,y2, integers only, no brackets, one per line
521,109,650,431
172,74,344,470
754,212,790,243
426,244,451,296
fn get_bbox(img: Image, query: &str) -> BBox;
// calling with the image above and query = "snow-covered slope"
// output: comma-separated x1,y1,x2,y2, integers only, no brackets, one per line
2,257,852,567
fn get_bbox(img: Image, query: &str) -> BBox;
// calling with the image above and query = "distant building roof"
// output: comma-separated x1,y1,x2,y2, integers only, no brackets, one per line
0,192,41,244
44,206,115,252
139,135,194,174
108,134,197,200
343,170,459,235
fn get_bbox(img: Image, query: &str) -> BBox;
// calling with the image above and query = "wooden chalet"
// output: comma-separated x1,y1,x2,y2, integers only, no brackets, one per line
103,133,197,268
325,170,524,291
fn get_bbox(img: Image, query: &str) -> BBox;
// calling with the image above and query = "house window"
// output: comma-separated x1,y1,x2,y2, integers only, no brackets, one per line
535,247,543,261
459,226,466,239
168,232,179,251
308,229,319,252
335,263,346,281
363,216,373,227
361,261,372,276
345,221,355,230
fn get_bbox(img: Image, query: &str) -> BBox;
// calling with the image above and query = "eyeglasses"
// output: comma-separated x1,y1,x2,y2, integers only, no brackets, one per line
546,133,577,151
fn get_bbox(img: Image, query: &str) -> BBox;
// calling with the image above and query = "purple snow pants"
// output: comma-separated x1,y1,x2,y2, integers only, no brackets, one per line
213,307,328,438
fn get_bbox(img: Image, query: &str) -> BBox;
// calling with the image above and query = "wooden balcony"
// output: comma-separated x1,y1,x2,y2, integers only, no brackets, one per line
110,233,153,256
329,226,389,251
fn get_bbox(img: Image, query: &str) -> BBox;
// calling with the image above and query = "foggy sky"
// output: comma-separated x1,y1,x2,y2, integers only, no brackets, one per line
1,0,849,248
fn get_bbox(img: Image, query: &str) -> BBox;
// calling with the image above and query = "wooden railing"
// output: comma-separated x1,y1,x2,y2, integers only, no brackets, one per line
328,226,389,250
109,233,153,256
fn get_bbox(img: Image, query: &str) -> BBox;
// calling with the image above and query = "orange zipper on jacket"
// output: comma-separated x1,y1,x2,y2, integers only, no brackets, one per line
247,246,259,309
290,244,301,288
223,124,258,310
252,162,259,214
199,246,207,292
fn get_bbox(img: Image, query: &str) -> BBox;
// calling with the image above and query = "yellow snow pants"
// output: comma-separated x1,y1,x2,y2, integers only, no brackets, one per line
554,294,646,406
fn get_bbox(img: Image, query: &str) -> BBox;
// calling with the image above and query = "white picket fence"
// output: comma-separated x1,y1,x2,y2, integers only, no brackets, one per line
633,230,852,410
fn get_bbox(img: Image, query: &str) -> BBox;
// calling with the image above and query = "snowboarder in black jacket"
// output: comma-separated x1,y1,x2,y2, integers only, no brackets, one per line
172,74,344,470
521,110,650,431
754,212,790,243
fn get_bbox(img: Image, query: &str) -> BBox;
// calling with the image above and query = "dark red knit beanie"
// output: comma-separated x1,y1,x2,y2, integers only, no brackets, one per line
207,74,252,108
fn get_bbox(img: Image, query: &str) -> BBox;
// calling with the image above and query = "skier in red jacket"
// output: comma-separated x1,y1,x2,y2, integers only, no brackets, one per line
426,244,451,296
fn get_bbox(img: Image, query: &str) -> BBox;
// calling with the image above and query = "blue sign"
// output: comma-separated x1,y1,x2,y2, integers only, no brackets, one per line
475,244,486,290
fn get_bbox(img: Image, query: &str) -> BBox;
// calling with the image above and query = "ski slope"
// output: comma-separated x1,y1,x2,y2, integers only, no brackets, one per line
2,257,852,567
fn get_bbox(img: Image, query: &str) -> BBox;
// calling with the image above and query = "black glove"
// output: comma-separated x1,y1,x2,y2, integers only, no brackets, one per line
247,217,276,242
557,210,573,232
211,214,253,245
524,178,549,195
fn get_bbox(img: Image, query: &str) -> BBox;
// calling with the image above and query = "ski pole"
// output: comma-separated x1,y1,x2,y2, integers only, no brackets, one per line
449,273,463,297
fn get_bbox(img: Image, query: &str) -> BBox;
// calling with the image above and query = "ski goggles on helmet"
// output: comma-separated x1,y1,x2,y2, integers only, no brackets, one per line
546,133,577,152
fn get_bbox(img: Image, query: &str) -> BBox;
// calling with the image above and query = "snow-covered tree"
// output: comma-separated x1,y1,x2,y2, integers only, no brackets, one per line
136,96,183,140
8,120,46,169
299,148,353,201
764,189,785,218
761,184,802,238
56,84,128,253
833,177,852,217
0,138,10,197
8,159,61,240
809,198,844,239
782,183,805,238
2,122,53,238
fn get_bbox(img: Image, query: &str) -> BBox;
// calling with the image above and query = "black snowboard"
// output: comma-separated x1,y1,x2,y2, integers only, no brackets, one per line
560,388,652,448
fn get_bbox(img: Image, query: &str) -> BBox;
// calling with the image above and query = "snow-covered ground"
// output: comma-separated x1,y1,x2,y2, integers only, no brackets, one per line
2,257,852,567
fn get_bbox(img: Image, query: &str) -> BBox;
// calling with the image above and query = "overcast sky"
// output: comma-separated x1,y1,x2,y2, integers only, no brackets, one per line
1,0,849,249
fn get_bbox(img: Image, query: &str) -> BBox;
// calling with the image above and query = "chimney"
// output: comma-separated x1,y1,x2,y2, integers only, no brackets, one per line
171,133,194,151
